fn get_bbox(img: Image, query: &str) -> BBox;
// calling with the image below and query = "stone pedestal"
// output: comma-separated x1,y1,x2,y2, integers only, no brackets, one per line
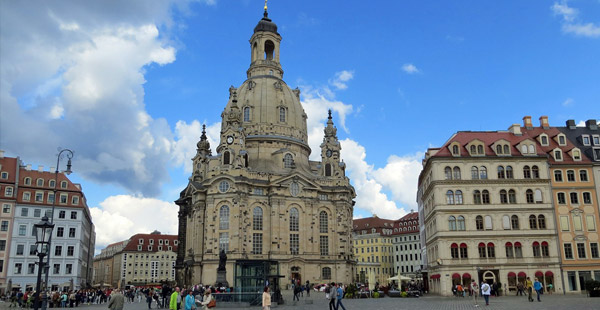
216,270,229,287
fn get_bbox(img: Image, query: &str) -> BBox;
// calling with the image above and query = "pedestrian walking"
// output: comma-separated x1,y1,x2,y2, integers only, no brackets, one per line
108,290,125,310
170,287,180,310
525,277,534,302
470,280,479,307
481,282,491,306
328,283,337,310
533,278,543,302
335,283,346,310
147,291,154,309
262,286,271,310
200,290,214,310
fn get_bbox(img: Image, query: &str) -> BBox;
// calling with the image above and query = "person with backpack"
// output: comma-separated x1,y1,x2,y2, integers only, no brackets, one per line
335,283,346,310
533,278,543,302
480,282,491,306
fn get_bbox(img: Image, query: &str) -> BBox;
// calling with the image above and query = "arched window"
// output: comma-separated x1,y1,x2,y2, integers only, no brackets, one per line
322,267,331,279
219,206,230,230
498,166,505,179
448,216,457,231
528,144,535,154
502,215,511,229
279,107,286,122
484,215,493,229
453,167,461,180
455,190,463,204
521,145,528,154
264,40,274,60
526,189,534,203
511,215,519,230
446,191,455,204
319,211,328,233
478,242,486,258
284,154,293,168
500,190,508,204
532,166,539,178
506,242,514,258
475,216,484,231
452,145,459,155
523,165,531,179
243,107,250,122
534,189,543,203
473,190,482,204
253,207,263,230
514,242,523,258
480,167,488,179
503,145,510,154
532,241,541,257
496,145,502,154
471,166,479,179
541,241,549,257
289,207,299,231
460,243,468,258
457,216,465,231
24,177,31,185
477,145,484,154
506,166,513,178
508,189,516,204
36,178,44,187
538,215,546,229
487,242,495,258
482,190,490,204
325,164,331,176
450,243,459,259
470,145,476,154
529,215,537,229
445,167,452,180
223,151,231,165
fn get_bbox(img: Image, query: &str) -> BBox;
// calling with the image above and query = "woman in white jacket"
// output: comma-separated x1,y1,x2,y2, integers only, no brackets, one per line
262,286,271,310
200,290,213,310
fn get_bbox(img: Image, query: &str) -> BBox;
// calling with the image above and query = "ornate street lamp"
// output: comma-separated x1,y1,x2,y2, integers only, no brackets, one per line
42,148,73,310
34,216,54,310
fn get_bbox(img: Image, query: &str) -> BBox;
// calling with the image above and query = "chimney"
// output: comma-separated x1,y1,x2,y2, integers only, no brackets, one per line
566,120,576,130
523,116,533,129
508,124,522,135
38,165,44,172
0,150,4,158
539,116,549,129
50,167,56,172
586,119,598,130
26,164,32,171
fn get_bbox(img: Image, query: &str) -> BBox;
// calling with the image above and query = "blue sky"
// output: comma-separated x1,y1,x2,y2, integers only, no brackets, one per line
1,0,599,251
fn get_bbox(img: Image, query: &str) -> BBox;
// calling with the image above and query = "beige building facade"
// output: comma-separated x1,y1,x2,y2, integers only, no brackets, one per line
419,128,563,296
175,9,356,289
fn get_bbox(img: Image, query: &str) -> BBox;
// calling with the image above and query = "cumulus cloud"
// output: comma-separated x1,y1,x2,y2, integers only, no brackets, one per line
90,195,179,252
562,98,575,107
371,153,423,210
171,120,221,173
329,70,354,90
402,63,420,74
551,1,600,38
0,1,217,196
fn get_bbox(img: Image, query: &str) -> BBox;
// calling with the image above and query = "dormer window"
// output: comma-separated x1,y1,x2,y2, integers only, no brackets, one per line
449,142,461,156
593,135,600,145
452,145,459,155
477,145,484,154
528,145,535,154
572,149,582,161
557,134,567,146
539,134,549,146
582,135,590,146
495,144,511,155
554,149,563,161
467,141,485,156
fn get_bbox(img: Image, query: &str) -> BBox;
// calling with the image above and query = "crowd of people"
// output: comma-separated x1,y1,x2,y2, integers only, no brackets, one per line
6,288,114,308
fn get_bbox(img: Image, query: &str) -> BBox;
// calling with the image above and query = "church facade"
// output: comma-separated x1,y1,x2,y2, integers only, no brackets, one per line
175,9,356,289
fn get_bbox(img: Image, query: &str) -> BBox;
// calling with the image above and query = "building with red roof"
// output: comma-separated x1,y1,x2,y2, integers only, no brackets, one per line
418,117,562,296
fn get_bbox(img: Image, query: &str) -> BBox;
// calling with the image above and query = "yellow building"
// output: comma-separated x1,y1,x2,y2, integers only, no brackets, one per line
353,217,395,285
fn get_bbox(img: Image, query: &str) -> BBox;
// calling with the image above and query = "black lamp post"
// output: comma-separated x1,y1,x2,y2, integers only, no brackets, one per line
34,216,54,310
42,148,73,310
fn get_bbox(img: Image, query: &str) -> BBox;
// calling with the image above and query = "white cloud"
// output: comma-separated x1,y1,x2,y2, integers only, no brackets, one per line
562,98,575,107
563,23,600,37
402,63,420,74
0,1,216,196
552,1,578,22
552,1,600,38
329,70,354,90
171,120,221,173
371,153,423,211
90,195,178,251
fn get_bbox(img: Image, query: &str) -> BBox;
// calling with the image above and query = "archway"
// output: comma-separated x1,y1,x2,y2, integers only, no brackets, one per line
483,271,496,285
291,266,301,286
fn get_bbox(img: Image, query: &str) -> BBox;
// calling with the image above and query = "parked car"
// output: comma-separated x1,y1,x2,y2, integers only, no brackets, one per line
313,284,328,292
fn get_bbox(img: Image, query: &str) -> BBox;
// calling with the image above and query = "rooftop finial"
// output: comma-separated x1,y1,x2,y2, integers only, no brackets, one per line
264,0,268,11
328,109,332,120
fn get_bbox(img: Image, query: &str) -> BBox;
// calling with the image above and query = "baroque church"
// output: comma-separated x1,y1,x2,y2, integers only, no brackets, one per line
175,8,356,290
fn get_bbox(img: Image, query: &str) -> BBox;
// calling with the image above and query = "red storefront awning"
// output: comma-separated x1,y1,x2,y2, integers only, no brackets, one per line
430,274,441,279
535,271,543,277
463,273,471,279
518,272,526,278
507,272,516,278
545,271,554,277
452,273,461,279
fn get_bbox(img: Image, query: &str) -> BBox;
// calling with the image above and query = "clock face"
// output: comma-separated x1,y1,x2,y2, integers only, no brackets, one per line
326,149,333,157
226,136,234,144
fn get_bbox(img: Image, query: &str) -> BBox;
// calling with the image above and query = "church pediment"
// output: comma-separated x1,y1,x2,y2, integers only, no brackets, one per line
271,173,320,190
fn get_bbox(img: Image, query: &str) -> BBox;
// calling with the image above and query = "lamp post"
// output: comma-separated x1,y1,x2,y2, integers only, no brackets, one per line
42,148,73,310
34,216,54,310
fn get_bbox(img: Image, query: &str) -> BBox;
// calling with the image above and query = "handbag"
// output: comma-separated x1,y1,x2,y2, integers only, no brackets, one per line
207,298,216,308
